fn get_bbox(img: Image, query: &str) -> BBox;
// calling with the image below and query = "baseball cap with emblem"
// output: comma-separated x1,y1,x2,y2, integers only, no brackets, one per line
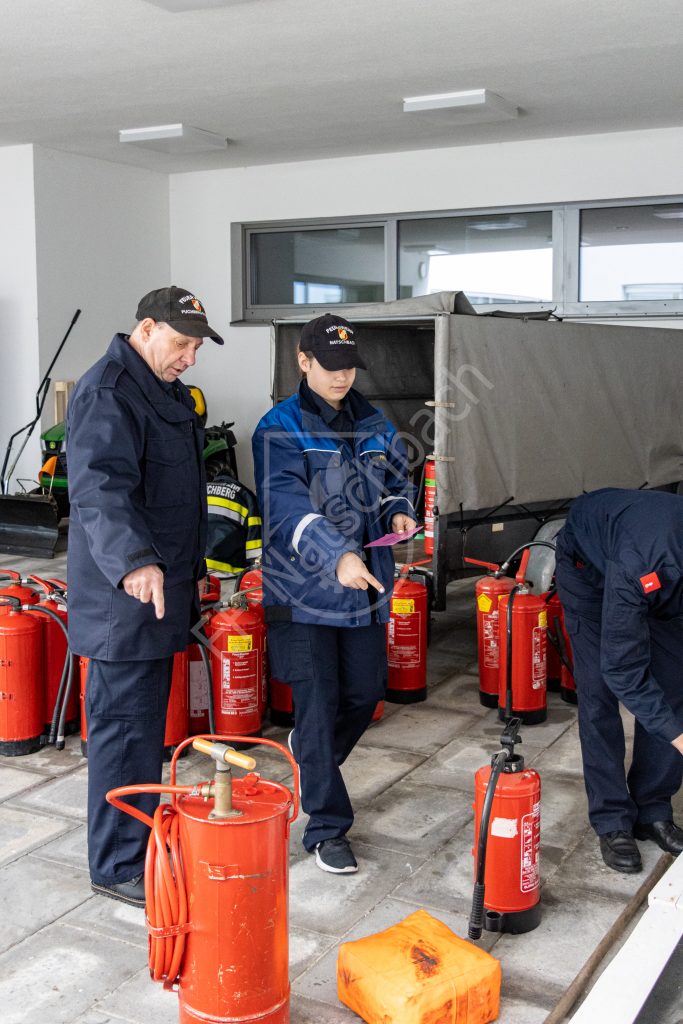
300,313,366,370
136,286,224,345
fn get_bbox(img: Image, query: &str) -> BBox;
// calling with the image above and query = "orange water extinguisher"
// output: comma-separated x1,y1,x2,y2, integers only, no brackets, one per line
204,592,266,739
469,717,541,938
464,557,516,708
386,563,431,704
0,596,44,755
107,735,298,1024
497,544,557,725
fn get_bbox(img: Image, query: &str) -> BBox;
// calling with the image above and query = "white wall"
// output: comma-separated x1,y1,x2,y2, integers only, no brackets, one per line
0,146,40,489
169,125,683,486
33,147,170,413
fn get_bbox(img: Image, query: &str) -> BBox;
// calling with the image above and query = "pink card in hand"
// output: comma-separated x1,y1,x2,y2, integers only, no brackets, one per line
365,524,422,548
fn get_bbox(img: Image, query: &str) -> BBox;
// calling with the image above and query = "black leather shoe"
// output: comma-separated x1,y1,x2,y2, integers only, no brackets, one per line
91,873,146,908
598,831,642,873
634,820,683,856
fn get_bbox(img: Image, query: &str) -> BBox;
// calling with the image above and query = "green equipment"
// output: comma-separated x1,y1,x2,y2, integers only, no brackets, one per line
0,310,81,559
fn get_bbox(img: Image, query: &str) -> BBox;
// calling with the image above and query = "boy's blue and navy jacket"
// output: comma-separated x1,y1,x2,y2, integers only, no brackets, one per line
252,383,416,627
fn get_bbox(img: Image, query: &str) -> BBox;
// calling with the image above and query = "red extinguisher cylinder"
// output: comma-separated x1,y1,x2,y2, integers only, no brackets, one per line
0,608,44,755
79,656,89,756
473,574,516,707
423,456,436,556
206,605,265,738
473,759,541,933
164,650,189,754
176,777,291,1023
498,590,547,724
386,574,428,704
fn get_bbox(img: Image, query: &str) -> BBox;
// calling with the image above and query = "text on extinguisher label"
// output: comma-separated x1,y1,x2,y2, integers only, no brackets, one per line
387,611,422,668
532,626,547,689
227,634,253,653
482,610,501,669
220,651,259,712
520,804,540,893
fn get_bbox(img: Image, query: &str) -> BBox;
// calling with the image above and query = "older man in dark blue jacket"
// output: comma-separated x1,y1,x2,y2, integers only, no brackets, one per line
66,286,224,906
555,488,683,874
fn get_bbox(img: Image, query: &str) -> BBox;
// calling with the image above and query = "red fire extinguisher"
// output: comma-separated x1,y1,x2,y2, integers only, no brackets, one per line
107,735,298,1024
558,620,577,705
79,656,89,756
465,557,516,708
205,594,266,739
0,570,41,610
0,596,45,756
164,650,190,756
237,565,296,728
386,565,430,704
423,456,436,556
469,717,541,938
497,548,548,725
27,576,79,732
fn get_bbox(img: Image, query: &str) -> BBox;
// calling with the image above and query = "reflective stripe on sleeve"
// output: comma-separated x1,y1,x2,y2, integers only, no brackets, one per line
292,513,324,553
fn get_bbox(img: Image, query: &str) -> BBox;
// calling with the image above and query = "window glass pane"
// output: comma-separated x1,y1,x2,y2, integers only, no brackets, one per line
250,227,385,305
580,204,683,301
398,212,553,304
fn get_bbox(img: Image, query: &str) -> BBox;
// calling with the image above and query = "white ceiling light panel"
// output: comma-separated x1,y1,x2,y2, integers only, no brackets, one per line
119,123,228,153
140,0,250,11
403,89,518,123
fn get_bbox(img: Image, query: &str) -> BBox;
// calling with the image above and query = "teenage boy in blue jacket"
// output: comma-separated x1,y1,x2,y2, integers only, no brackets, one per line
252,314,417,873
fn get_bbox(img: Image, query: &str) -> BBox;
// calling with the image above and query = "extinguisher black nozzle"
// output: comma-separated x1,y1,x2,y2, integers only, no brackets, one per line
468,882,486,941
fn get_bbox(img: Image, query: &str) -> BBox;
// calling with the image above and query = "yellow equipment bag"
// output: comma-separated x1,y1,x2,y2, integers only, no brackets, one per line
337,909,501,1024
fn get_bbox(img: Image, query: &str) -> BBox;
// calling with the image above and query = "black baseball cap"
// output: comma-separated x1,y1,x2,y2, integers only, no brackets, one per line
135,286,224,345
300,314,366,371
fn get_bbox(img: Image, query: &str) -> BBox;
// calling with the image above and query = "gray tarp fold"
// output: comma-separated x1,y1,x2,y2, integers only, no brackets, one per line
434,314,683,514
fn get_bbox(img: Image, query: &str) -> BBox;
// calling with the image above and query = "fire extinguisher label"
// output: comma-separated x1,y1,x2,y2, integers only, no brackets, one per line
491,816,518,838
477,593,493,613
220,651,259,712
392,598,415,615
482,611,500,668
387,611,422,668
532,626,547,689
189,658,209,716
227,634,253,652
538,610,547,628
520,804,540,893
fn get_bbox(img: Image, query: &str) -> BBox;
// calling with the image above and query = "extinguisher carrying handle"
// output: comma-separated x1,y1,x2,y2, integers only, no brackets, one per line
463,557,501,574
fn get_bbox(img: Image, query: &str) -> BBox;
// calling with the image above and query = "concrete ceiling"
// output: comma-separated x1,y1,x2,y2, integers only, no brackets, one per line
1,0,682,173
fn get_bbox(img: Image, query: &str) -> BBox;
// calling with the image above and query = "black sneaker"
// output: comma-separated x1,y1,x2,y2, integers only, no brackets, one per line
314,837,358,874
91,873,146,907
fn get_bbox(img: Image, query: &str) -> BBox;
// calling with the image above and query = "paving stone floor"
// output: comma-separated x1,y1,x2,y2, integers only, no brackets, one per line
1,552,681,1024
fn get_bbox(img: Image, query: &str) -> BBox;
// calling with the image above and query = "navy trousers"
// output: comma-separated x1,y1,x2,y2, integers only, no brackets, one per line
86,656,173,885
556,535,683,835
267,621,387,851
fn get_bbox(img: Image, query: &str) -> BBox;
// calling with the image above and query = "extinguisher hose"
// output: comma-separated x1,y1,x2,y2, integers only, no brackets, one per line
468,748,509,940
198,635,216,734
23,604,74,749
107,784,195,986
499,539,557,576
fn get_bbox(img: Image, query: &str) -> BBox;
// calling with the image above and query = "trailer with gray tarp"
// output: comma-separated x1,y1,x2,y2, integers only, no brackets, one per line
271,293,683,609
